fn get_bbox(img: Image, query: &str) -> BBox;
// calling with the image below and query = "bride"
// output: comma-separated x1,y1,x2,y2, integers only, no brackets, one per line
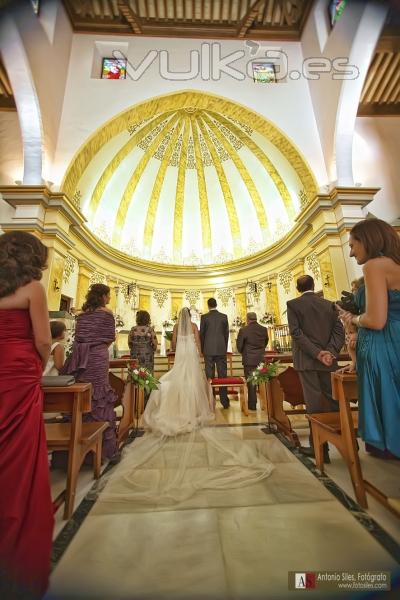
143,307,214,436
101,308,274,506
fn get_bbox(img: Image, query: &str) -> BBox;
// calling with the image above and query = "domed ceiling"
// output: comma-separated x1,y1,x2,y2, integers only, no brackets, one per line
63,92,317,266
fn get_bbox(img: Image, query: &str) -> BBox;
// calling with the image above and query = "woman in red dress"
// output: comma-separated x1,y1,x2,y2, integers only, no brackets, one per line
0,231,54,598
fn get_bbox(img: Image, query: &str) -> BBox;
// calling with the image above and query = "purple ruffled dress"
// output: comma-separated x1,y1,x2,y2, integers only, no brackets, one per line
62,309,117,459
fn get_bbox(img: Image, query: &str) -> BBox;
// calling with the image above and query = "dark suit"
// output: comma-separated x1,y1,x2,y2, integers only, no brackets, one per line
236,322,268,409
200,309,229,407
287,291,345,414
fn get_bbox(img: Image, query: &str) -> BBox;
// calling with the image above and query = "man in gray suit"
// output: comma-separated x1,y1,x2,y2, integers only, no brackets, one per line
200,298,230,408
236,312,268,410
287,275,345,461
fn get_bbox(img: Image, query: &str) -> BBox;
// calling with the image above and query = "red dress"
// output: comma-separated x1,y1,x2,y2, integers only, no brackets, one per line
0,309,53,597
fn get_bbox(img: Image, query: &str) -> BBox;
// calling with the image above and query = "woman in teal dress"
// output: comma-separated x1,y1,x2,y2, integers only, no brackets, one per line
341,218,400,458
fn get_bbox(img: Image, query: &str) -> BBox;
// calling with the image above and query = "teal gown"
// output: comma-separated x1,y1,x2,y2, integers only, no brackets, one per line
355,288,400,457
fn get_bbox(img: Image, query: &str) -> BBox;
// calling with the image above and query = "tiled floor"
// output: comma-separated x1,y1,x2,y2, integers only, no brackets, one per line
47,400,400,600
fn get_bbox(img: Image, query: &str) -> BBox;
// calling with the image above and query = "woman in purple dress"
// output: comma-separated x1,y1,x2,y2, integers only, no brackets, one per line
62,284,118,460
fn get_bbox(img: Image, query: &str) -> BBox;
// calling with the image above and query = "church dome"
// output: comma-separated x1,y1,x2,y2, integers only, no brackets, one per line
63,91,316,266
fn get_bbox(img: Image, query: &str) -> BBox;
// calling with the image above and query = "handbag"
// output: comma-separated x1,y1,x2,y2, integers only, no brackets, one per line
41,375,75,387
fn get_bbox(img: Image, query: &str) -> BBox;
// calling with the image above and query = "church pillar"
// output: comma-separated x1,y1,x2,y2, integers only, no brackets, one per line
139,289,151,313
0,185,85,310
289,259,305,297
265,276,280,324
170,291,182,319
107,277,118,314
235,288,247,321
302,186,379,298
76,261,95,311
46,249,65,311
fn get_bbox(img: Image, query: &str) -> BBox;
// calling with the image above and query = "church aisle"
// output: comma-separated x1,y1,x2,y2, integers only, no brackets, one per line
47,426,398,600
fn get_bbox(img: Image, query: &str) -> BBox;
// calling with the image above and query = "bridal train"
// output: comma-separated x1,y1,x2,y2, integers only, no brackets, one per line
101,308,274,507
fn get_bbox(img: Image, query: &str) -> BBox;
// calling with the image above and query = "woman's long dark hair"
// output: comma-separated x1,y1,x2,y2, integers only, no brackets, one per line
82,284,110,312
351,219,400,264
0,231,48,298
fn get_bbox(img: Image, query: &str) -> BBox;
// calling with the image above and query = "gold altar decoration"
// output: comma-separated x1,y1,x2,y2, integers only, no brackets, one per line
217,287,234,307
63,254,76,284
306,253,321,281
279,270,294,295
153,288,169,309
235,291,247,321
138,290,151,312
299,189,310,210
265,278,280,324
48,253,64,311
121,282,137,305
318,250,337,302
89,271,107,285
185,290,201,306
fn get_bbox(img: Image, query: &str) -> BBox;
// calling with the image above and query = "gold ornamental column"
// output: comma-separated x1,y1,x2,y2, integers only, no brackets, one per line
289,259,305,296
76,261,95,311
46,250,66,310
318,249,338,302
235,287,247,321
170,291,182,319
265,276,279,323
108,277,118,314
139,288,151,313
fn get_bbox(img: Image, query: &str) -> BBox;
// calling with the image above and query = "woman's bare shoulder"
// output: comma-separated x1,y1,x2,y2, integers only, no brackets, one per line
364,256,393,271
192,322,199,332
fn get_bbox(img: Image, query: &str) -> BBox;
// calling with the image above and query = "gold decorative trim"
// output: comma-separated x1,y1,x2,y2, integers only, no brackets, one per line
279,270,293,294
153,288,169,308
63,254,76,284
305,252,321,280
217,287,234,306
143,121,183,251
112,112,181,245
196,114,241,257
200,111,270,241
88,112,174,219
190,114,212,255
62,90,317,225
206,109,296,220
173,116,190,259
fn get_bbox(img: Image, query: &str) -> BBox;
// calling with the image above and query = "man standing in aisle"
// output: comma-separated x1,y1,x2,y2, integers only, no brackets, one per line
236,312,269,411
200,298,230,408
287,275,344,462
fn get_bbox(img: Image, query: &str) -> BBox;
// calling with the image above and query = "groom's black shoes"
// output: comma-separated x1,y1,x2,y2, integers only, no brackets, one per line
221,401,230,409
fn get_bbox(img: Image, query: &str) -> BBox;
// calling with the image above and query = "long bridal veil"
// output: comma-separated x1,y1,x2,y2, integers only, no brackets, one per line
100,308,274,508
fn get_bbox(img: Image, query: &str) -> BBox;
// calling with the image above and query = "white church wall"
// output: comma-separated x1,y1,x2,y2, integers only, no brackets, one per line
1,0,73,183
301,0,387,186
52,34,328,189
353,117,400,223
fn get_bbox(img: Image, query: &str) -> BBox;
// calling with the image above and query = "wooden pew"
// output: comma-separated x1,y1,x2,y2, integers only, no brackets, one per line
43,383,108,519
308,372,400,517
109,372,141,445
109,357,131,379
261,353,351,447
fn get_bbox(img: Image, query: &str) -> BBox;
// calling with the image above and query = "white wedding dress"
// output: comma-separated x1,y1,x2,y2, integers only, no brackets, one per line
101,309,274,507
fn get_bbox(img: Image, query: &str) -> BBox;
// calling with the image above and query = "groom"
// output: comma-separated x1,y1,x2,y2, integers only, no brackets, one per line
200,298,230,408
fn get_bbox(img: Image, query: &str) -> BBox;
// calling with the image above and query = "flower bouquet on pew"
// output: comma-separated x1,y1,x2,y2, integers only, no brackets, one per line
247,361,280,386
127,360,160,395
